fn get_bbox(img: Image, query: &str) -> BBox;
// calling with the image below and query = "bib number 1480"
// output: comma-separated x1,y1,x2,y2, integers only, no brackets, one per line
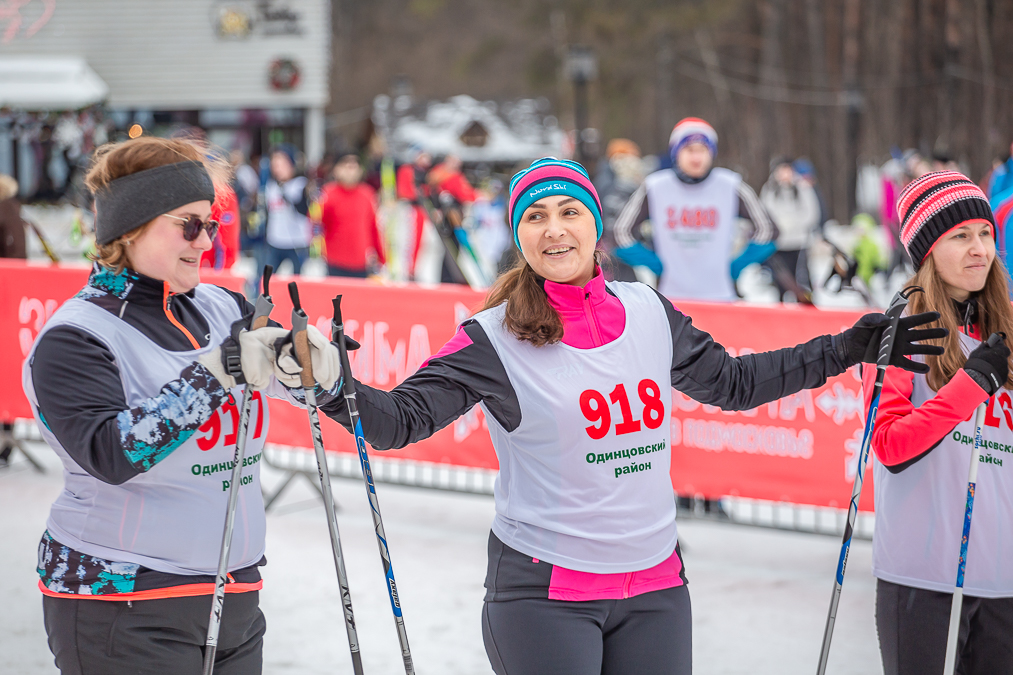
579,379,665,440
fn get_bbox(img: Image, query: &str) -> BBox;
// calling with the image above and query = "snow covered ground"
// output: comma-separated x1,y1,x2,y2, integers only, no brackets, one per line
2,443,883,674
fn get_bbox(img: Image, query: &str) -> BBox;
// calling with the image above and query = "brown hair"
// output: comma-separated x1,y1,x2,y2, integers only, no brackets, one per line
907,254,1013,391
481,249,605,347
87,136,232,273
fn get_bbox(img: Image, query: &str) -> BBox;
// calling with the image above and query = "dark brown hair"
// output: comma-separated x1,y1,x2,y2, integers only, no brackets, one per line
481,249,605,346
87,136,231,272
907,254,1013,391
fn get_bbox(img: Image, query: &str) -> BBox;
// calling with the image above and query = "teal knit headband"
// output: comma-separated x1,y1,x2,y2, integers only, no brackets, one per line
508,157,604,249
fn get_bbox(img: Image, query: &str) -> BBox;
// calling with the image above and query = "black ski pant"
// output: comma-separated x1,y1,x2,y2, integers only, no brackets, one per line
876,579,1013,675
43,591,265,675
482,584,692,675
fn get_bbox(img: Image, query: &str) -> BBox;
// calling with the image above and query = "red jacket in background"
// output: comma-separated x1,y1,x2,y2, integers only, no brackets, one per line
428,164,476,204
397,164,422,202
201,185,240,270
318,182,385,271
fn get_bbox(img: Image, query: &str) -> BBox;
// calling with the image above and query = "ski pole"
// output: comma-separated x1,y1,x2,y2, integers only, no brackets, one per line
816,285,923,675
286,281,365,675
203,265,275,675
332,295,415,675
942,332,1004,675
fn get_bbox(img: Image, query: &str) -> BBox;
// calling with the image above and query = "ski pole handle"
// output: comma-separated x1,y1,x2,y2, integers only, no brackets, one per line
250,265,275,330
332,296,355,398
288,282,315,389
875,285,921,373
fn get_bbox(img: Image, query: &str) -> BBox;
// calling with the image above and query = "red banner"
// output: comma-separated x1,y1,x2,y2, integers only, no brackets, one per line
0,260,873,510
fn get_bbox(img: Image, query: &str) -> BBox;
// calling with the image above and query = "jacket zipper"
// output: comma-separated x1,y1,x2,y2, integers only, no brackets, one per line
163,282,201,349
585,291,604,347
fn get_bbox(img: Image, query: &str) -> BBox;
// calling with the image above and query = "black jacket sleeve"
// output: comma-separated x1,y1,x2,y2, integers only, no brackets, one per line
652,289,851,410
320,320,521,450
31,327,229,485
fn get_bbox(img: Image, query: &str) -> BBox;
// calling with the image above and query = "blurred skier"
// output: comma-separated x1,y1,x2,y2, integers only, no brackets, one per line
595,139,646,282
264,144,311,274
614,117,778,301
317,153,386,278
760,157,820,302
396,146,433,279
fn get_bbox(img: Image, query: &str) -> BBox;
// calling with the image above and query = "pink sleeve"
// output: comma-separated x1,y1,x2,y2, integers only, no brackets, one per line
868,366,988,467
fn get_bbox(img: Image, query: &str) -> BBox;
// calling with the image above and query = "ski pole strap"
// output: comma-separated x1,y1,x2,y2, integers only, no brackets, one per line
219,316,250,385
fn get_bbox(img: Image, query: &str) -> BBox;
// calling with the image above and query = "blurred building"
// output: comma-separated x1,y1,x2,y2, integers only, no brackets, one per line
0,0,329,165
378,94,565,166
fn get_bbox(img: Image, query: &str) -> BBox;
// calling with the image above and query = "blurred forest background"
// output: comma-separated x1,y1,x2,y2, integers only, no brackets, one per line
330,0,1013,221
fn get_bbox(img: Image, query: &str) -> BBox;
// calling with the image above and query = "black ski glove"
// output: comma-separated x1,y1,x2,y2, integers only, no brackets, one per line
964,333,1010,396
841,312,947,374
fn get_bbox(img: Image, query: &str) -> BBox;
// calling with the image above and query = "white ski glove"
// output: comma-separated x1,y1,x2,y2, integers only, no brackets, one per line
197,327,289,391
273,324,343,391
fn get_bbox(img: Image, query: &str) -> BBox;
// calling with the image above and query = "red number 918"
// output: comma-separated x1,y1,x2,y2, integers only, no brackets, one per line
579,379,665,440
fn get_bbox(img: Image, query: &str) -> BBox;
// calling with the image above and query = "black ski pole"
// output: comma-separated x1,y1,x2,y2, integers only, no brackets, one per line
203,265,275,675
816,285,923,674
332,295,415,675
288,282,365,675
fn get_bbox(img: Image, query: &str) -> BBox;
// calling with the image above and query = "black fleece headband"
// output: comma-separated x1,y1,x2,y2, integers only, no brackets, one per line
94,161,216,245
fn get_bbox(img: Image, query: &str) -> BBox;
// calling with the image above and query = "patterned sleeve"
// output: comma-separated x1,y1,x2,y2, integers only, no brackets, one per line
735,181,778,245
114,362,230,472
31,326,230,484
613,183,649,249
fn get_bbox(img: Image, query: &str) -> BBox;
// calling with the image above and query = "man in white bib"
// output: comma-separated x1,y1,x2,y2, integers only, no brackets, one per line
614,117,778,301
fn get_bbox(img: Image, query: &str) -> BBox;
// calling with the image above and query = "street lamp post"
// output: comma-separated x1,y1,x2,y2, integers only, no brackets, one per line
566,45,597,169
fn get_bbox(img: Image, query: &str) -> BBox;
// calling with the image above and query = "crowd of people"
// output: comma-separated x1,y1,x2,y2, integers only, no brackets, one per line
21,129,1013,675
6,112,1013,314
9,112,1013,675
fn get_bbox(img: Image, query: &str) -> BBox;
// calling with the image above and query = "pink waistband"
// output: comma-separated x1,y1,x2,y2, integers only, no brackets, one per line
547,547,684,602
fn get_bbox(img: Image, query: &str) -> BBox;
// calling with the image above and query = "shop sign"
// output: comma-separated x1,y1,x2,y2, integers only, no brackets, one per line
213,0,302,39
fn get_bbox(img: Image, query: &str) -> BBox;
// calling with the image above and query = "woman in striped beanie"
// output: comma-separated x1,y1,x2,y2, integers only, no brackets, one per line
866,170,1013,674
321,157,943,674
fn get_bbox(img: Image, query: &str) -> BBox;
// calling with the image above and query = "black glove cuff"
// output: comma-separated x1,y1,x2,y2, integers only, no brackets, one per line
832,333,857,369
964,361,1002,396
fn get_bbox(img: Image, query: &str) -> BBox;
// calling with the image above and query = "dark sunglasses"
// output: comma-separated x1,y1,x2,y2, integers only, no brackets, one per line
164,213,220,242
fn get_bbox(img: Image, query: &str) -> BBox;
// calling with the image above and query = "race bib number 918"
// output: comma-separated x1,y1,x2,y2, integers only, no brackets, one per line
579,379,665,440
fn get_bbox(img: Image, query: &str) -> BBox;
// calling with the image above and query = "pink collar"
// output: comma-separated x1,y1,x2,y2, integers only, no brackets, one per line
543,269,625,348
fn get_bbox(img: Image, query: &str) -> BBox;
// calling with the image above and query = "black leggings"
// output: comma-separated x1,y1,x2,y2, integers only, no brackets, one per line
43,591,265,675
482,584,692,675
876,579,1013,675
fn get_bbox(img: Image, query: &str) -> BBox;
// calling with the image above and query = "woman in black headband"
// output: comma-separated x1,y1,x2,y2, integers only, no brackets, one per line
22,137,337,674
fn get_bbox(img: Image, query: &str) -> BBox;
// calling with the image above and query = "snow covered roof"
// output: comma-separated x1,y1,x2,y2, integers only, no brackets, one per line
0,56,108,110
383,94,565,164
